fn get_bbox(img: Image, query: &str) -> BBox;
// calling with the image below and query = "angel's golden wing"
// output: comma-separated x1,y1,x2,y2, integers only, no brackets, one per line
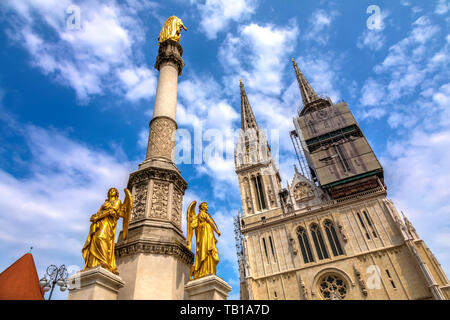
122,188,133,240
186,201,196,251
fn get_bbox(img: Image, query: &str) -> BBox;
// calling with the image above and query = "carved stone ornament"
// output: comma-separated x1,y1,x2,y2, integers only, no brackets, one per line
268,188,275,205
131,182,148,221
115,239,194,265
151,181,169,218
336,220,348,242
128,166,187,194
171,187,182,229
353,265,368,296
293,182,314,202
147,117,177,161
246,196,252,213
154,39,185,75
299,276,308,300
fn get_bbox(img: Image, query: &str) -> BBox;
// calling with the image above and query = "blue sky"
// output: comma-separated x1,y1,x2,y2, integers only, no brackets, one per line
0,0,449,300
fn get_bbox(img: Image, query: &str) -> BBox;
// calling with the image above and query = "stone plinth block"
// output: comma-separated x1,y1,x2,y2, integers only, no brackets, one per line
185,275,232,300
67,267,125,300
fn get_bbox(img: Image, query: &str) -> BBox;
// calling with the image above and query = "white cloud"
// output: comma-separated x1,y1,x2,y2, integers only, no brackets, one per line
193,0,257,39
435,0,449,15
357,30,386,51
359,15,446,121
1,0,157,103
360,78,386,106
302,9,339,45
175,75,240,196
118,67,157,101
219,20,299,96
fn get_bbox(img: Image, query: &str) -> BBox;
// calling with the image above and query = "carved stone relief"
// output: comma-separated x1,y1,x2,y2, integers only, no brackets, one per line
268,188,275,206
147,117,177,160
150,181,169,219
336,220,348,242
353,265,368,296
131,182,148,221
171,187,182,229
293,182,314,202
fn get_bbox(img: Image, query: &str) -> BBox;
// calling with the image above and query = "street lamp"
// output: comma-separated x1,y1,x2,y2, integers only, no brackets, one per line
39,265,68,300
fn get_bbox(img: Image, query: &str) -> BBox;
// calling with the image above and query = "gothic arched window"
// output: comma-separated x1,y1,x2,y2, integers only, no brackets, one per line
324,220,344,256
262,237,268,261
296,227,314,263
269,236,276,262
252,174,267,211
310,223,329,260
363,211,378,238
357,212,370,239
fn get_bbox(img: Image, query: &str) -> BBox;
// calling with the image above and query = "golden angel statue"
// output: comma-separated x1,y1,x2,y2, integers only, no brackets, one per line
158,16,187,44
187,201,221,280
82,187,132,275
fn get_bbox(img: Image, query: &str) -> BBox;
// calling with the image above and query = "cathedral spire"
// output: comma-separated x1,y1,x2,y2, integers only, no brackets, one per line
240,79,258,131
291,58,320,107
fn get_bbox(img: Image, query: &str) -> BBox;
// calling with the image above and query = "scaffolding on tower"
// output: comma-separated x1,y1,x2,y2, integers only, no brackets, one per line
290,129,312,181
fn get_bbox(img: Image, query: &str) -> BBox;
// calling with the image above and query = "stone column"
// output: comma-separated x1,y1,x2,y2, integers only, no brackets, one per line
185,275,232,300
114,39,194,300
67,267,125,300
144,40,184,165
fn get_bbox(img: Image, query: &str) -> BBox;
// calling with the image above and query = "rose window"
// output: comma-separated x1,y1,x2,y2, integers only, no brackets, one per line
318,274,347,300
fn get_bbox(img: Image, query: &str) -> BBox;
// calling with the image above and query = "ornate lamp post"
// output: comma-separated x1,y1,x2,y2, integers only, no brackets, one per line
39,265,68,300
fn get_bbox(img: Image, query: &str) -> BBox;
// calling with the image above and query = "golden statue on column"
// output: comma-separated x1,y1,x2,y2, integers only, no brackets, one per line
158,16,187,44
82,188,132,275
187,201,221,279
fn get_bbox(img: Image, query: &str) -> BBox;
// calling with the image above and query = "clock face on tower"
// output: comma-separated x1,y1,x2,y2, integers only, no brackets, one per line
317,109,328,120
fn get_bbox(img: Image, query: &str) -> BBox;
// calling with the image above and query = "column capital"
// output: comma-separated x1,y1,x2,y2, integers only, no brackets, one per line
154,40,184,76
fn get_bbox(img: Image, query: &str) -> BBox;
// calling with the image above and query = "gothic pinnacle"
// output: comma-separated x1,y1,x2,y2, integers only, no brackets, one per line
240,79,258,131
291,58,320,107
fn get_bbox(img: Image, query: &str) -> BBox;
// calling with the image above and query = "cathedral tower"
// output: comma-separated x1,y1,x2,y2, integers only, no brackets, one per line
234,59,450,300
291,58,383,199
235,80,283,217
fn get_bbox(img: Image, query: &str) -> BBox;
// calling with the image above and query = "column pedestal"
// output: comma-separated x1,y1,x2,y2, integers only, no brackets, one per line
67,267,125,300
185,275,232,300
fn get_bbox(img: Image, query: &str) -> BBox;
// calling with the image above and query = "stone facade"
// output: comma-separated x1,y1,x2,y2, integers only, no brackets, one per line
237,189,450,300
234,64,450,300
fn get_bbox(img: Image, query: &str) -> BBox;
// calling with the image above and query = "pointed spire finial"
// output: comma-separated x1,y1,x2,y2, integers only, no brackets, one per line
240,79,258,131
292,58,320,108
